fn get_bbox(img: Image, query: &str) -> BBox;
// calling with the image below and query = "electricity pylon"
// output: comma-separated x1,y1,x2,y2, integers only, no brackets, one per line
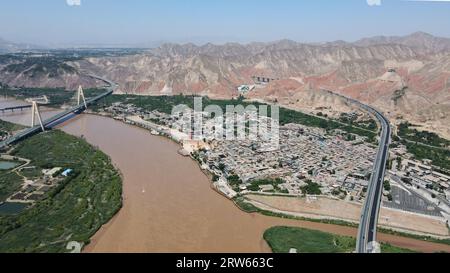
31,101,45,132
77,85,87,109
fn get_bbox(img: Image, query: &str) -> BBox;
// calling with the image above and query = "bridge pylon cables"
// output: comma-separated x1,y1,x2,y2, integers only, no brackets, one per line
31,101,45,132
77,85,87,109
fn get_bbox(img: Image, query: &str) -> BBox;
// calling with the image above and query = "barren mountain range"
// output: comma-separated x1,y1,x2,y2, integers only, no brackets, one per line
1,32,450,138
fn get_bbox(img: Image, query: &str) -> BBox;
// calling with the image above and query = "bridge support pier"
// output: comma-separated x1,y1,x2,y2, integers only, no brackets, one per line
77,86,87,109
31,101,45,132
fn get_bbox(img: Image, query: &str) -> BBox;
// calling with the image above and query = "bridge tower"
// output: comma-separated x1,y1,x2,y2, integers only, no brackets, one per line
77,85,87,109
31,101,45,132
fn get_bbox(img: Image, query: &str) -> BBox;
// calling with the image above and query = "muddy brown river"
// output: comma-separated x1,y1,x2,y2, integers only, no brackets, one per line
1,98,449,253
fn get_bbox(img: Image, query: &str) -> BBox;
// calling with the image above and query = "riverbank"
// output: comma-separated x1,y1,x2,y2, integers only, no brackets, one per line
62,114,449,253
0,129,122,252
235,196,450,248
264,226,417,253
1,97,450,252
103,111,450,241
244,194,450,238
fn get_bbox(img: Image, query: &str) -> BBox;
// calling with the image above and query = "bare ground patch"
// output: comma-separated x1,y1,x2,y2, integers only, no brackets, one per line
246,194,450,237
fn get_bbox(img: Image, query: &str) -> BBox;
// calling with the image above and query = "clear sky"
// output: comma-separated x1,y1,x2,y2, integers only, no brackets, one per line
1,0,450,46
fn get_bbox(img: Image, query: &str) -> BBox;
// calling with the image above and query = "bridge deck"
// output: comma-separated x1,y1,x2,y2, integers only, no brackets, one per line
0,105,32,112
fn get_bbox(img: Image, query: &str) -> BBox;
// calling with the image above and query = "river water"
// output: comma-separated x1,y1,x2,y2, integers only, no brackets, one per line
1,98,449,253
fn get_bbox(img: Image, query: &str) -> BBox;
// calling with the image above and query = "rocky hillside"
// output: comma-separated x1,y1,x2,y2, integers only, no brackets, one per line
74,43,419,95
0,54,101,89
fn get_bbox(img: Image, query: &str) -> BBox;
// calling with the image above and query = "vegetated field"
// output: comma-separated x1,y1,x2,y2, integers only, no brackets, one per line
264,226,416,253
300,180,322,195
0,120,26,201
0,130,122,253
234,197,260,213
404,141,450,170
338,112,377,132
0,119,25,133
98,94,378,142
399,122,450,148
0,172,22,203
247,178,286,193
0,119,25,139
396,122,450,170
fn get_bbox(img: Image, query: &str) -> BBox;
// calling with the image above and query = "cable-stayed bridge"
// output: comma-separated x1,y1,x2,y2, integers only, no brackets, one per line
0,75,116,150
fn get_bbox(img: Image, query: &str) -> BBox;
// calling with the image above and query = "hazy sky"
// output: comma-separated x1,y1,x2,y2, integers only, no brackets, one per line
1,0,450,46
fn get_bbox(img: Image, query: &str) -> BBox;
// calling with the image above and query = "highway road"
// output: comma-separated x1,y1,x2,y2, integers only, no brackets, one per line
356,110,391,253
320,88,392,253
0,74,116,150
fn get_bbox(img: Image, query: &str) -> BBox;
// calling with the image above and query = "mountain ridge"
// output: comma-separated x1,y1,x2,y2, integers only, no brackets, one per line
1,32,449,138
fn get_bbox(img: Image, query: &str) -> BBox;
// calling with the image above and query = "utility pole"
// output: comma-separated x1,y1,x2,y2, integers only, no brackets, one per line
31,101,45,132
77,85,87,109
